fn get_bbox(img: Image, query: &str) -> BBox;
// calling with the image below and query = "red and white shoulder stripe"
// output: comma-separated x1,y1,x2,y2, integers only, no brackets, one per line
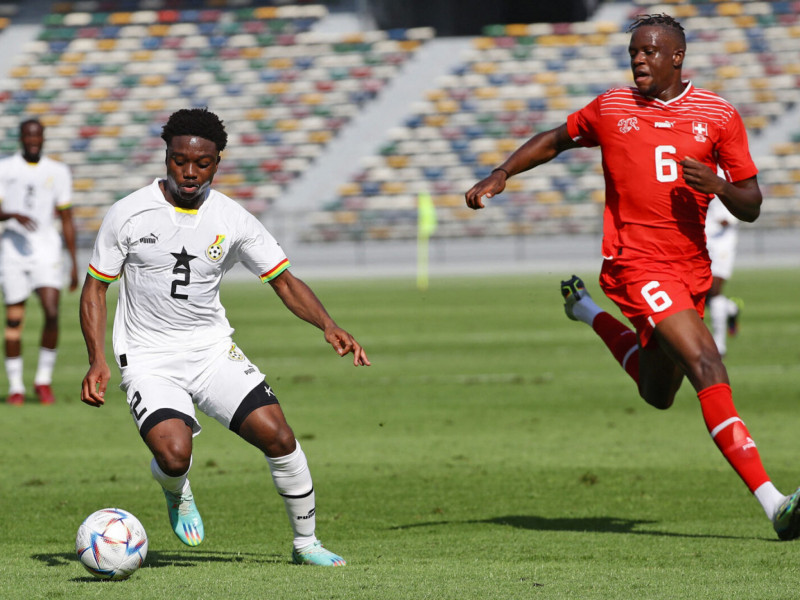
675,87,737,126
596,84,738,126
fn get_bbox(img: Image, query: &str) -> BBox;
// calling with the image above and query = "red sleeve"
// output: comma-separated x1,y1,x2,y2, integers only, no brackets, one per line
715,109,758,183
566,96,601,148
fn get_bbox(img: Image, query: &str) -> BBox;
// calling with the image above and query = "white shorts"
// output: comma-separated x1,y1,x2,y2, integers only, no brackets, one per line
706,226,737,281
0,229,64,304
118,340,279,439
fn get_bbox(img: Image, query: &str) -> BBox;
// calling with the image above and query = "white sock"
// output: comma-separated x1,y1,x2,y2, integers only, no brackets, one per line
150,456,192,495
34,347,57,386
265,442,317,550
573,294,604,327
726,297,740,318
754,481,786,521
5,357,24,394
708,295,728,355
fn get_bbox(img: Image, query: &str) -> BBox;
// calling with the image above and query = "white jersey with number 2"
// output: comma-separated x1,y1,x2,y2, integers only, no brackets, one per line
88,179,289,357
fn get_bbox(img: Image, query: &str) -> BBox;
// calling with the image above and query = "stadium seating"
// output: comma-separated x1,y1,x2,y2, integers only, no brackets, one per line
0,5,14,38
0,1,431,245
301,0,800,241
1,0,799,244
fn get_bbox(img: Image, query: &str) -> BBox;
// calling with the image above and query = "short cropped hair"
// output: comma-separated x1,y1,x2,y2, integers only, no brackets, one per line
627,13,686,48
20,118,43,133
161,107,228,152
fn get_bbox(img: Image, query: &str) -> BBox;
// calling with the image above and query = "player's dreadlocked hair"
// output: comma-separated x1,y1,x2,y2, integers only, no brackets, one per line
627,13,686,48
161,107,228,152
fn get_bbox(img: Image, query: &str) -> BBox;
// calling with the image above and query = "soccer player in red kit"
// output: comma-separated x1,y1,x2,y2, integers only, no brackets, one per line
464,13,800,540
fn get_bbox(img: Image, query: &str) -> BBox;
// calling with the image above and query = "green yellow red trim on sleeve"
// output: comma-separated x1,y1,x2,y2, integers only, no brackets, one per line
88,264,120,283
260,258,290,283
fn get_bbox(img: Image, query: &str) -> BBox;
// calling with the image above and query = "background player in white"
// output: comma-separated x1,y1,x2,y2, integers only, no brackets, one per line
79,108,370,566
0,118,78,405
705,195,741,356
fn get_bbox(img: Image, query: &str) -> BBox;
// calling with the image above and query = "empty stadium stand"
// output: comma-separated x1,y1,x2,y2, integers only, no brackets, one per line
0,0,431,246
0,0,798,250
301,0,800,242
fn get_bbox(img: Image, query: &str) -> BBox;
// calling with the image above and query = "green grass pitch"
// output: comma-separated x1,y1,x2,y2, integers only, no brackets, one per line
1,267,799,599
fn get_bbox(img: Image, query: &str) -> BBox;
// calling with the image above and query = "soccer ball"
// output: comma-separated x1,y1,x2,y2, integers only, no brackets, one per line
75,508,148,580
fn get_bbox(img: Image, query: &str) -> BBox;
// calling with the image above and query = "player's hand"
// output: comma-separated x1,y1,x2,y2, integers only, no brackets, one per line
81,362,111,407
13,213,37,231
465,170,508,210
680,157,722,195
324,326,371,366
69,264,79,292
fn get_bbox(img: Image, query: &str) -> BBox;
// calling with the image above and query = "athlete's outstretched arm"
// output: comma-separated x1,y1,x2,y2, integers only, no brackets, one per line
465,123,580,209
80,275,112,406
269,269,370,366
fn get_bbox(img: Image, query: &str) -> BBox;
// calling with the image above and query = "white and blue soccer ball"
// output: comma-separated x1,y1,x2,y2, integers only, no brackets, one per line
75,508,148,580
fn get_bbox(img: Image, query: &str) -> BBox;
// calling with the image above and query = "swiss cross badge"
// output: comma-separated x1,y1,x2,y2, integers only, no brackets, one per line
692,121,708,142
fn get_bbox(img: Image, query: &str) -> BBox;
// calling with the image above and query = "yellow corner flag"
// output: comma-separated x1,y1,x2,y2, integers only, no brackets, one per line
417,192,437,290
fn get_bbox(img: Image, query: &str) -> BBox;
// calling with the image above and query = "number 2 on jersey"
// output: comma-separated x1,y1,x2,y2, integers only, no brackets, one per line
171,267,190,299
169,248,195,300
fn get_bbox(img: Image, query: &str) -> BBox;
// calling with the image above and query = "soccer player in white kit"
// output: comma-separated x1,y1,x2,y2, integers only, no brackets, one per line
705,196,740,356
0,118,78,405
79,108,370,566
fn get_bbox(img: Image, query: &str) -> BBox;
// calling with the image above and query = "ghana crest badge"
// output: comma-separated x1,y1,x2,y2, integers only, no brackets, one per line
206,235,226,261
228,343,245,361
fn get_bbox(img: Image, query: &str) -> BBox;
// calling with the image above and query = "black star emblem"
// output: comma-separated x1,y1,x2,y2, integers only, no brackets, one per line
170,247,197,271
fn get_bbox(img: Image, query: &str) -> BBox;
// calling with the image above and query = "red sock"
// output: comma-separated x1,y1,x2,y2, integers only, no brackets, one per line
592,312,639,384
697,383,770,493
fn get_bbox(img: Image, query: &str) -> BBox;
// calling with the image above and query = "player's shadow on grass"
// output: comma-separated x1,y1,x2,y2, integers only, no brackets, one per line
393,515,751,540
32,549,287,581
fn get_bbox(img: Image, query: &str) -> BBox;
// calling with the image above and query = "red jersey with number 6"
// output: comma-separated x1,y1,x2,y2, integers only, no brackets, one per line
566,81,758,263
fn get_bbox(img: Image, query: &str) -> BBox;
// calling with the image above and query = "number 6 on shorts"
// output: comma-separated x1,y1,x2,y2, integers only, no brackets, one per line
640,280,673,313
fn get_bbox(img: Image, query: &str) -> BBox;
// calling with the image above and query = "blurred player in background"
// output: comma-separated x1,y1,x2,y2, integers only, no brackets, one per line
0,118,78,405
80,108,369,566
465,14,800,540
705,195,741,356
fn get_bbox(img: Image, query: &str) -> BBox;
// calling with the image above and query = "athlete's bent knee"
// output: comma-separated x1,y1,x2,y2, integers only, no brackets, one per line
269,426,296,455
639,381,675,410
146,429,193,476
4,320,22,342
153,449,191,477
643,394,674,410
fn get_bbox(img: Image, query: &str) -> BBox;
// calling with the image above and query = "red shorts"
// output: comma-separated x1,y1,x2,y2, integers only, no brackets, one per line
599,257,712,348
